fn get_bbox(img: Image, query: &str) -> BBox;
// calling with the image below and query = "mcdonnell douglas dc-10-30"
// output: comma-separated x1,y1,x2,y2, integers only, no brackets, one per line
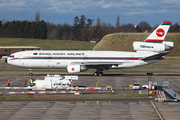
6,22,173,76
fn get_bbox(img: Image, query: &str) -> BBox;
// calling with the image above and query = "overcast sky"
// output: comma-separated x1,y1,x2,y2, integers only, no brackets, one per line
0,0,180,27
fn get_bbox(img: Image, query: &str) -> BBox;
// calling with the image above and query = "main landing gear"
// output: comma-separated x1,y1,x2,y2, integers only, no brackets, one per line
29,68,33,76
94,69,103,76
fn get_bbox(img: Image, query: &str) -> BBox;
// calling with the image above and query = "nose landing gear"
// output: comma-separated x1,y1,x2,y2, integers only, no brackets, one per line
29,69,33,76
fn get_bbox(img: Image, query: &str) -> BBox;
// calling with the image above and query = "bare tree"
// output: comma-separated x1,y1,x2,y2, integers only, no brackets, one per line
138,21,151,32
1,19,5,25
115,14,120,29
35,11,40,22
96,17,101,27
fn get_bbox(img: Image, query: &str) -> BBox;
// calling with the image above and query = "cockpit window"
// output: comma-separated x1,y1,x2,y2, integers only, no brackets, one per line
9,55,14,58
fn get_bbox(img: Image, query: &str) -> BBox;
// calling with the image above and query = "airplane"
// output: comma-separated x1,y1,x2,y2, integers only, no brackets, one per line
5,22,173,76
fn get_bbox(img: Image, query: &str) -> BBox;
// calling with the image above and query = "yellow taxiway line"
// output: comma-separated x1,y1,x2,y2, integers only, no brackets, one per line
151,100,163,120
95,79,99,87
169,79,180,88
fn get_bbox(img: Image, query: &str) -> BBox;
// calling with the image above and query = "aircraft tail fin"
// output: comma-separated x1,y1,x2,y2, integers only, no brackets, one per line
144,22,172,43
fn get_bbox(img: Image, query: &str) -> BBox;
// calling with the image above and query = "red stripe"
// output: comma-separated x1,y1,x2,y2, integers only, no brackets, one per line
56,91,62,93
23,91,32,94
26,56,142,59
160,57,164,59
145,39,164,42
10,57,19,60
162,22,172,25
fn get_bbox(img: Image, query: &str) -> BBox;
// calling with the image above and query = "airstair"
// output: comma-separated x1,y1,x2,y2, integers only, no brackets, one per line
155,81,180,102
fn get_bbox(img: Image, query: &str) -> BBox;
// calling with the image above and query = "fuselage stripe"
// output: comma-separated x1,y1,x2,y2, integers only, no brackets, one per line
9,56,164,60
145,39,163,43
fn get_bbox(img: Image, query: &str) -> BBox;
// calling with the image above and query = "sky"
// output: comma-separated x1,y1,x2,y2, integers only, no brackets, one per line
0,0,180,27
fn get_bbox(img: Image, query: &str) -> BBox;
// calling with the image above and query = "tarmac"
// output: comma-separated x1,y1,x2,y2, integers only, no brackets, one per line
0,74,180,119
0,100,179,120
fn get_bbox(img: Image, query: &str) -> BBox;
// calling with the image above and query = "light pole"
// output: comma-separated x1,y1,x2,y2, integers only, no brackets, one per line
147,73,153,96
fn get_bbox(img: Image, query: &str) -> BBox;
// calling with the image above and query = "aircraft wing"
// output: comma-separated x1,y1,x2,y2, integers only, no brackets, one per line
83,62,123,66
71,62,123,66
140,51,170,61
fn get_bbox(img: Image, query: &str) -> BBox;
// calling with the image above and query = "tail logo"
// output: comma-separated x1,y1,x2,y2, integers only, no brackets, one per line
156,28,165,37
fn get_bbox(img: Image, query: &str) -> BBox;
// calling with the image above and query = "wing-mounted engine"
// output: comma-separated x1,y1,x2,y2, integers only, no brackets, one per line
133,41,173,52
67,65,87,73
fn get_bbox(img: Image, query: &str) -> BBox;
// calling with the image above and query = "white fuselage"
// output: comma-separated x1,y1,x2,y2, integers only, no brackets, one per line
5,22,172,75
7,50,162,69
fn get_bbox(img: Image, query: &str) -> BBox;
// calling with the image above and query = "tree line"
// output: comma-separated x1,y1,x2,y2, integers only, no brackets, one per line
0,20,47,39
0,14,180,41
47,16,180,41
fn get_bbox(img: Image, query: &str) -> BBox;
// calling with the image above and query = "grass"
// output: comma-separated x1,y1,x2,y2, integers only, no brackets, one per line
0,68,180,75
0,38,97,50
93,33,180,56
142,56,180,67
0,94,152,100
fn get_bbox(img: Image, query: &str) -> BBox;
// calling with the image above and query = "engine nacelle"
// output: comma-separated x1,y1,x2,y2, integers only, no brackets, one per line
133,41,173,52
67,65,87,73
163,41,174,50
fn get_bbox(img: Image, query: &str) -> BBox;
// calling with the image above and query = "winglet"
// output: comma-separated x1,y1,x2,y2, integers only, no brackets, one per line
144,22,172,43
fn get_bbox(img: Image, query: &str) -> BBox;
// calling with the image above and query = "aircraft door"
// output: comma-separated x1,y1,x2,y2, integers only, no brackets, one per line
129,55,135,63
47,54,52,62
47,54,53,68
18,54,22,62
84,55,88,62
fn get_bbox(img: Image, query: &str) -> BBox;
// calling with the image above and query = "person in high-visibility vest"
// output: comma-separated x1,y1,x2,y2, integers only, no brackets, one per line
32,79,35,83
8,80,10,87
29,78,33,87
31,79,33,87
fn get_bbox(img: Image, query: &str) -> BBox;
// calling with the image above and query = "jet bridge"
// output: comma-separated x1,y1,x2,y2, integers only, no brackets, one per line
156,81,180,102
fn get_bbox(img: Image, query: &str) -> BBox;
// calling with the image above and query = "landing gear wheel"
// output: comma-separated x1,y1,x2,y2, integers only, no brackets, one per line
94,72,98,76
99,72,103,76
94,72,103,76
29,73,33,76
28,69,33,76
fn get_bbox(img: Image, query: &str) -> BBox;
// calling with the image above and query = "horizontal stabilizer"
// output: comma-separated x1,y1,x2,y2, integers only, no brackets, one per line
140,51,170,61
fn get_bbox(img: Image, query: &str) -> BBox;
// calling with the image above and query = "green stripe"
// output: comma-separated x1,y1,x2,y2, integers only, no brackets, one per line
161,24,171,25
15,58,140,60
145,41,162,43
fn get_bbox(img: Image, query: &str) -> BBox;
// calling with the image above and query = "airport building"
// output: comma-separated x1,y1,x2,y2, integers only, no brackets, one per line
0,46,41,58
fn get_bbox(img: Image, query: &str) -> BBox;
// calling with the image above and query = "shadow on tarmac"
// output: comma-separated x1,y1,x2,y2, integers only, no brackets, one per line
33,73,180,77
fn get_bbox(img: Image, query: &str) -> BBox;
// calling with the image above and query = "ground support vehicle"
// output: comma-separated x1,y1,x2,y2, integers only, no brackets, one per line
155,81,180,102
142,81,161,90
132,83,141,90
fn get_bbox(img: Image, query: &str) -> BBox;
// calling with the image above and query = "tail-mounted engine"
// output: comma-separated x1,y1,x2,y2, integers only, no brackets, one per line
133,41,173,52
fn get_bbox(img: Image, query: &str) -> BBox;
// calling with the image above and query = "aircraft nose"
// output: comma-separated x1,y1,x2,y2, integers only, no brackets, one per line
5,58,8,63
